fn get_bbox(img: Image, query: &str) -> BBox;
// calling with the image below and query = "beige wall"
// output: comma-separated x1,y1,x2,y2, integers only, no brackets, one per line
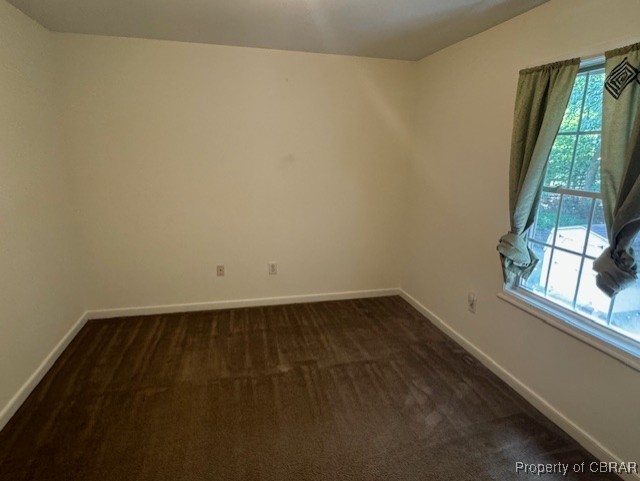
56,34,416,310
0,1,85,416
403,0,640,464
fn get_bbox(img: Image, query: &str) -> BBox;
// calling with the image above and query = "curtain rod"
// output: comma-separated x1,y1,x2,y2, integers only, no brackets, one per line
520,37,640,71
521,51,604,71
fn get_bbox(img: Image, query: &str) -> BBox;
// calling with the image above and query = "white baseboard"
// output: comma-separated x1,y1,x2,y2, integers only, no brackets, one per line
86,288,400,320
0,310,90,432
398,288,640,481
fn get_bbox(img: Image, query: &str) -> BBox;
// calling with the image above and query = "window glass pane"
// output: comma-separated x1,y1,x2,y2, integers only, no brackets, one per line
559,74,586,133
610,277,640,342
546,249,581,308
575,257,611,323
544,135,574,188
531,192,560,244
569,134,601,191
555,195,592,254
580,71,605,132
586,199,608,258
521,243,550,294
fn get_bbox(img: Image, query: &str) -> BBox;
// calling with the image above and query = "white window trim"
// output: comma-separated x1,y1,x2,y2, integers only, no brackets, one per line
498,287,640,373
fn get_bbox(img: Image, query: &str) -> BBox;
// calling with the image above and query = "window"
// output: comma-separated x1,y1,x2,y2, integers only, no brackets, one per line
517,60,640,348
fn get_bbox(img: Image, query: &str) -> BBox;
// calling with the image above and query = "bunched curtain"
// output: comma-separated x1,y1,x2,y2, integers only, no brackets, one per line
498,59,579,286
594,42,640,297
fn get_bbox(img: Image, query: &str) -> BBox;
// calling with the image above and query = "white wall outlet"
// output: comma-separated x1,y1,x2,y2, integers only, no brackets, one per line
216,264,225,277
268,262,277,275
468,292,477,314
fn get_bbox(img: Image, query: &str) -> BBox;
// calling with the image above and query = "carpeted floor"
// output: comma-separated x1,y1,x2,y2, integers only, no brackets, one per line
0,296,620,480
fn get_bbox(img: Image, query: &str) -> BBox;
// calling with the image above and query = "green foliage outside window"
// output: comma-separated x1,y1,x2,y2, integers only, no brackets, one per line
535,71,605,238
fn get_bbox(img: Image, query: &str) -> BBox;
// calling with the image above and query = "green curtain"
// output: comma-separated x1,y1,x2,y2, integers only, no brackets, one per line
498,59,579,286
594,43,640,297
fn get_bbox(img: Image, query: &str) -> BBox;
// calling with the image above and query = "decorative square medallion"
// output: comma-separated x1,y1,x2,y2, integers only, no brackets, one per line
605,57,639,99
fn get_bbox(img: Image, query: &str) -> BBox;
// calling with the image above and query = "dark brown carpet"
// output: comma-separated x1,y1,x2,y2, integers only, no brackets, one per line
0,296,620,480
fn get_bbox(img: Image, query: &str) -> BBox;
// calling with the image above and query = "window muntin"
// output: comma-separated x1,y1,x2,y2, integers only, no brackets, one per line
518,64,640,344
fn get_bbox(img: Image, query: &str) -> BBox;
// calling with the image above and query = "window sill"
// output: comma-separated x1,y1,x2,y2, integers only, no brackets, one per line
497,288,640,373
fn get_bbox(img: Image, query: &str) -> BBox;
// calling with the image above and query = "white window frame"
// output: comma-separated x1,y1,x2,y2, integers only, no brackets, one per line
499,57,640,373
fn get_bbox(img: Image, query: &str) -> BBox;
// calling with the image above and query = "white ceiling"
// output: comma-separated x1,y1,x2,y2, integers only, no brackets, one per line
8,0,548,61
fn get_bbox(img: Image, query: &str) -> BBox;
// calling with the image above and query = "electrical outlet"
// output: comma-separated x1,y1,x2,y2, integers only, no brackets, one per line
468,292,477,314
268,262,277,276
216,264,225,277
